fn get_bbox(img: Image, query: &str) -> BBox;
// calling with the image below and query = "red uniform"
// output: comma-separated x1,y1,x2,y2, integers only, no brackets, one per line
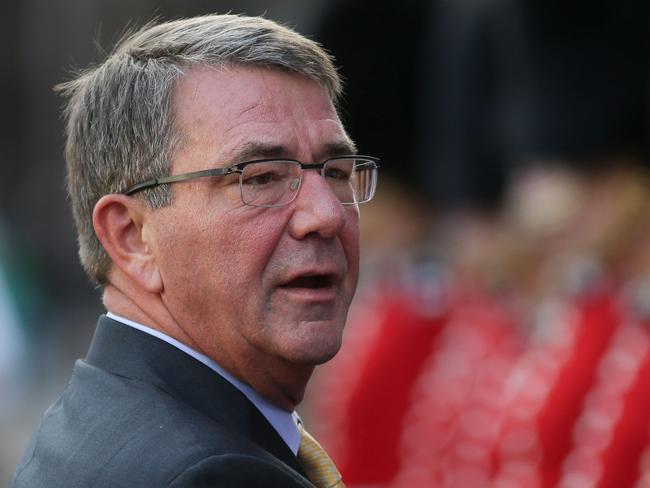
308,269,452,485
311,266,650,487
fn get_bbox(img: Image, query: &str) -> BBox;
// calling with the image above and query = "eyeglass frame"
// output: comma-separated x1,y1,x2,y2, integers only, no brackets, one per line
120,155,380,208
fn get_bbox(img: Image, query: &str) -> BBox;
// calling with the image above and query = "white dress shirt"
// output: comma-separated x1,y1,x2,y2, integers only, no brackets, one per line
106,312,301,454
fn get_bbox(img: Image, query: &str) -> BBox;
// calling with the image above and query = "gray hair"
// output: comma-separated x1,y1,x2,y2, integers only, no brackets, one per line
57,14,342,286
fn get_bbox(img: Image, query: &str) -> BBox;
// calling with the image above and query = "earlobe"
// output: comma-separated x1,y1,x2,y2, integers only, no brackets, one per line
93,195,163,293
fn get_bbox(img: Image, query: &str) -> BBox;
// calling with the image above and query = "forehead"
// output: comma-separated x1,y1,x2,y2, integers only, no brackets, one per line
170,65,352,167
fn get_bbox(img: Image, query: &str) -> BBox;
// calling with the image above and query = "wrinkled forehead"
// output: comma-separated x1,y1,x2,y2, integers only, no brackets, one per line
172,64,337,124
169,65,354,166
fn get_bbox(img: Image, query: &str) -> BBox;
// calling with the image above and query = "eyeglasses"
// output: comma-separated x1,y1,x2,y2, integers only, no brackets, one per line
121,155,380,208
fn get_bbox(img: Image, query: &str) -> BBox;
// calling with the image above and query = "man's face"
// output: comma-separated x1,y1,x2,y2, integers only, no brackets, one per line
146,66,359,376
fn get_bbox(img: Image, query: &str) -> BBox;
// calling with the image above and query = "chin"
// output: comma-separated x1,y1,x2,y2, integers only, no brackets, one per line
310,347,341,365
284,335,343,366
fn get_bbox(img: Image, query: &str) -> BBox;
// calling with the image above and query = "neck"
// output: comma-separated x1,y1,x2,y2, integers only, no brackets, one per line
240,359,315,411
102,281,204,352
102,277,314,411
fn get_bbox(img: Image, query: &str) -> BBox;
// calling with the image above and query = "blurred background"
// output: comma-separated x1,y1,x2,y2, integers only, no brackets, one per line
2,0,650,487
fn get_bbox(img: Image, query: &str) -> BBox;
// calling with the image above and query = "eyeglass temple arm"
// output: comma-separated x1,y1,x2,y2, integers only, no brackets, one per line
122,167,233,195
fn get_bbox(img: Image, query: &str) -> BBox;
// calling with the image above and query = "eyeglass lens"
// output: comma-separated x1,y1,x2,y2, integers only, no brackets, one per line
239,158,377,207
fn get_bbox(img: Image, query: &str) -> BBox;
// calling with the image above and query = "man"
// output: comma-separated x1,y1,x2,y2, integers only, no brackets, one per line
12,14,378,487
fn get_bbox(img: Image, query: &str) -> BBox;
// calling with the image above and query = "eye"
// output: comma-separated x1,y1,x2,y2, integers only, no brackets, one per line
243,171,275,186
324,160,353,181
241,162,293,186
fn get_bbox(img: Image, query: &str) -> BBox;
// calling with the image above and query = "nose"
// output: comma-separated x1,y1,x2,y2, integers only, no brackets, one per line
288,170,350,240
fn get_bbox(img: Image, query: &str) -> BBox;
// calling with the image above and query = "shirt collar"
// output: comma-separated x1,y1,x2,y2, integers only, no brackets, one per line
105,311,301,454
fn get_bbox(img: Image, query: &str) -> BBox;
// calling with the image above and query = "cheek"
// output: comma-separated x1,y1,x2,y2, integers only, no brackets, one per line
215,215,286,289
152,205,226,284
343,211,361,277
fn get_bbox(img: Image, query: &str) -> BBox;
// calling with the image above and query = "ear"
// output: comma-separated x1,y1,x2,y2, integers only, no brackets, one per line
93,194,163,293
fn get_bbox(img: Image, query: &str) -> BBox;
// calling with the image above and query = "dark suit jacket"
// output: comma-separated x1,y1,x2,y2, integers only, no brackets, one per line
12,316,314,487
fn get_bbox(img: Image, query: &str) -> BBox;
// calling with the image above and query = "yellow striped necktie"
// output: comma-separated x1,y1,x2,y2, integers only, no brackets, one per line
297,424,346,488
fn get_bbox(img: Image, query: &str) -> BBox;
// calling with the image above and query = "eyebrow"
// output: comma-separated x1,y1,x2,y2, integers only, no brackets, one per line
322,140,358,159
230,142,287,163
227,140,358,165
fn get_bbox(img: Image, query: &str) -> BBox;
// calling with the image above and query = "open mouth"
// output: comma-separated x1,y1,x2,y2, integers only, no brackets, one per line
281,274,335,290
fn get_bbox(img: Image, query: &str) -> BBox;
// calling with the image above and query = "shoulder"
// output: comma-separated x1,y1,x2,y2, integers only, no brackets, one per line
13,359,306,487
167,453,313,487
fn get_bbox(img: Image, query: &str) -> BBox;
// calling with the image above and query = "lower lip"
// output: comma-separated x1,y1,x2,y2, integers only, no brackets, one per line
276,286,338,302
